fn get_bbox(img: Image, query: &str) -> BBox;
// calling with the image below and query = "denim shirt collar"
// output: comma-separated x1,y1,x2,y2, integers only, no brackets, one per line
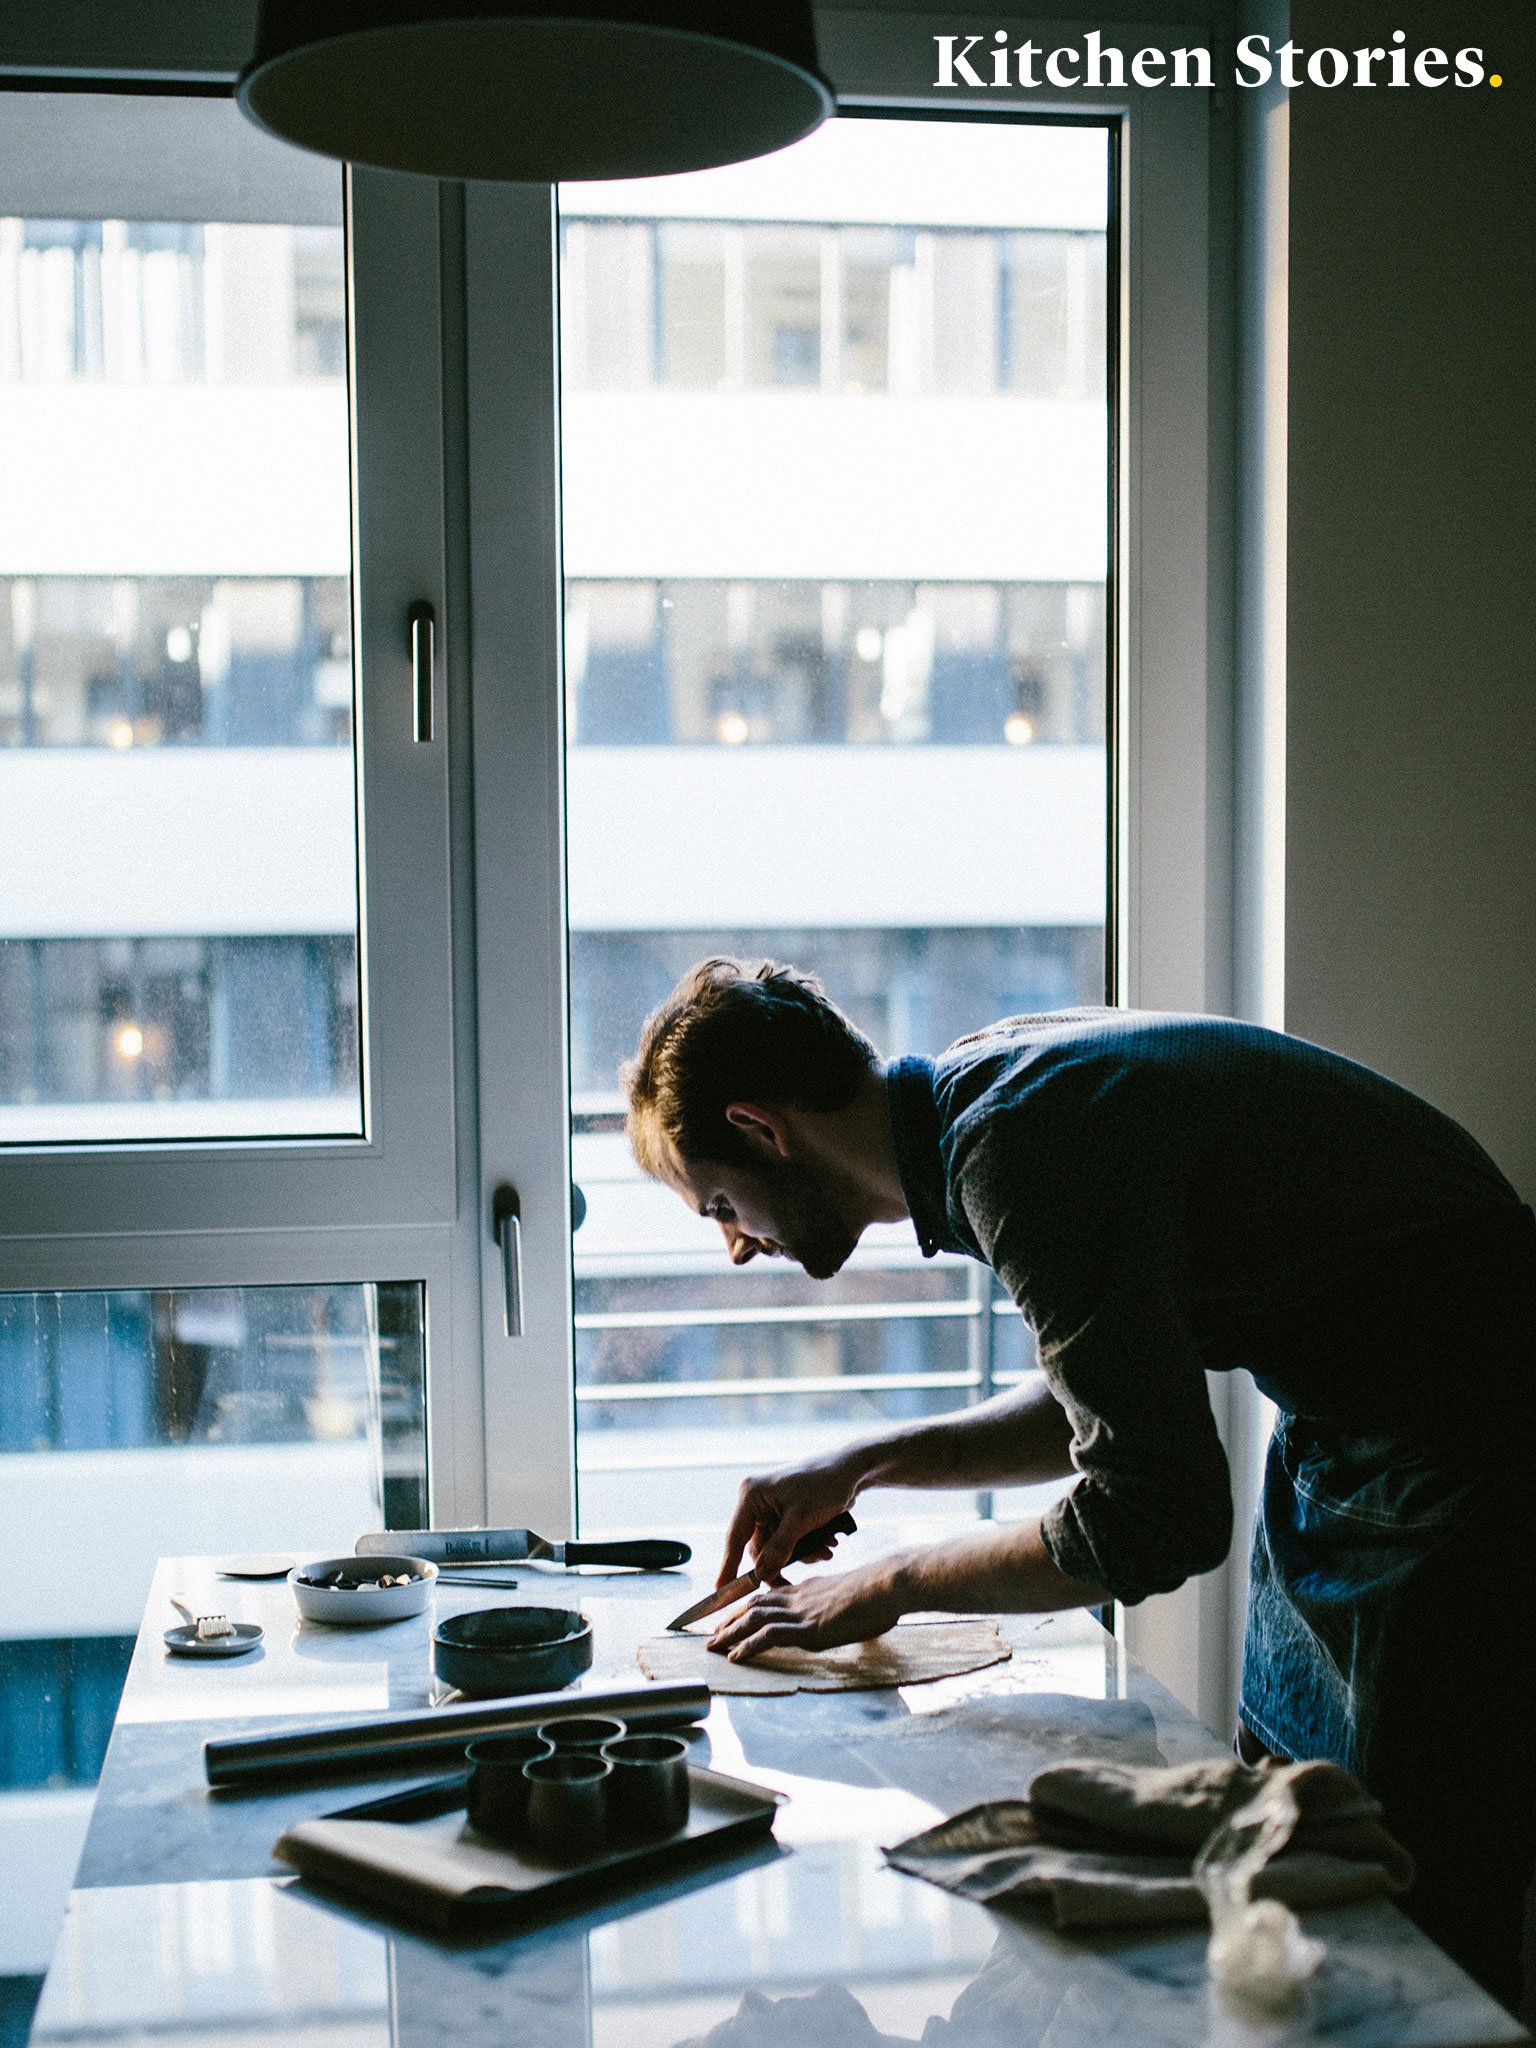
884,1055,965,1259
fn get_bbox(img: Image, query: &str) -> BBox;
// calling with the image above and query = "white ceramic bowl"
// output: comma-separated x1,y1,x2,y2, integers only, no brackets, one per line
289,1554,436,1626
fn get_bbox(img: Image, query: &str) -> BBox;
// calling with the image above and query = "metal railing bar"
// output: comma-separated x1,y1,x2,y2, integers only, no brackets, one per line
575,1299,981,1331
574,1247,975,1281
258,1334,378,1349
577,1370,980,1401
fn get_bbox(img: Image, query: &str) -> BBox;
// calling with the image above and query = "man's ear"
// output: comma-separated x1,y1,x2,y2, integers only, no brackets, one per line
724,1102,792,1158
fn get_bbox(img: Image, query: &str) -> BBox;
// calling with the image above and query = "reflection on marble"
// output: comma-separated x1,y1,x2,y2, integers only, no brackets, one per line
719,1687,1182,1811
30,1878,389,2045
121,1551,763,1716
52,1552,1531,2048
117,1558,436,1724
630,1900,1532,2048
33,1868,1527,2048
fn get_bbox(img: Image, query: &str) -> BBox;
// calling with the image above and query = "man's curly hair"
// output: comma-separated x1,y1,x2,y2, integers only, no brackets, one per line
623,957,880,1175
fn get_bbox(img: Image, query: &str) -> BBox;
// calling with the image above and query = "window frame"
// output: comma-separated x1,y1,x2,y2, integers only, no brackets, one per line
0,104,487,1524
0,27,1241,1666
457,13,1233,1518
457,14,1240,1726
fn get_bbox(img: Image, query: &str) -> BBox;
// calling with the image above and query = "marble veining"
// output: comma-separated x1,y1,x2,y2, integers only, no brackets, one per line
43,1553,1530,2048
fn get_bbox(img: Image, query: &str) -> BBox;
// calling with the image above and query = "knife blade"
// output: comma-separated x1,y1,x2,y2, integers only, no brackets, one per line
665,1512,857,1631
358,1529,691,1571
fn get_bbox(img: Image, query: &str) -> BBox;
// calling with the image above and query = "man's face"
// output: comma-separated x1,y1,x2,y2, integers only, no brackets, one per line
662,1147,860,1282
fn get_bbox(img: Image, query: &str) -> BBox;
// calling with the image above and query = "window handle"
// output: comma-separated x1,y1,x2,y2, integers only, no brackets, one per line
492,1184,523,1337
409,601,435,743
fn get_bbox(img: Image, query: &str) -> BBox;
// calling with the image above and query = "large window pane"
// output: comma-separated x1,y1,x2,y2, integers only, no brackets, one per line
0,210,361,1143
0,1278,425,1985
559,118,1110,1533
0,1280,426,1604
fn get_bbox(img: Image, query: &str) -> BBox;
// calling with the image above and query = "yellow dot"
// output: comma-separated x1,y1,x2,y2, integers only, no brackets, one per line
1490,73,1502,86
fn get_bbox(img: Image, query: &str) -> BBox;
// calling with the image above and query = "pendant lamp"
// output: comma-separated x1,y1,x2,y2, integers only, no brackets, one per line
238,1,834,182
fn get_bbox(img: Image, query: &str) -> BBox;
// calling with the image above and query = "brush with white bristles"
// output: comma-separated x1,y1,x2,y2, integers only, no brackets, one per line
171,1596,235,1640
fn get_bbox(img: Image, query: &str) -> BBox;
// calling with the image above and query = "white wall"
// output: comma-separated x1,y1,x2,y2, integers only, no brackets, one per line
563,393,1105,582
567,744,1104,930
0,385,348,577
0,747,356,937
1,742,1100,940
0,383,1099,585
1283,4,1536,1203
563,115,1107,229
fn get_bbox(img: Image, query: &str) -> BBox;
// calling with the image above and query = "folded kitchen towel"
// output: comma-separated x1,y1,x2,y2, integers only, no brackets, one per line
884,1756,1414,1930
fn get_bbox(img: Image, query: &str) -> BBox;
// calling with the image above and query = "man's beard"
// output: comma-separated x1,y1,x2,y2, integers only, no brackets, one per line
758,1155,860,1281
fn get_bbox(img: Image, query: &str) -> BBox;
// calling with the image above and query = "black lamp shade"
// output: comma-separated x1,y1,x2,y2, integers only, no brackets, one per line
238,0,834,182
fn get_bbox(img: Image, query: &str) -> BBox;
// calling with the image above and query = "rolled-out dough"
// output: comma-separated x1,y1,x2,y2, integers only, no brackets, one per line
636,1619,1011,1695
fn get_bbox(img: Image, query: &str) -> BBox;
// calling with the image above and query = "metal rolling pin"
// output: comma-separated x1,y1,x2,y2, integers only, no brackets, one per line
203,1681,711,1789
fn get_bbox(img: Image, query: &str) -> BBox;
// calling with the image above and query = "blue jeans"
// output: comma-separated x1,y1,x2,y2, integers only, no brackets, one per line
1237,1221,1536,2009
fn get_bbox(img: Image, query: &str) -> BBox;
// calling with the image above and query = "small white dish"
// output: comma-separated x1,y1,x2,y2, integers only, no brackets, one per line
289,1554,437,1626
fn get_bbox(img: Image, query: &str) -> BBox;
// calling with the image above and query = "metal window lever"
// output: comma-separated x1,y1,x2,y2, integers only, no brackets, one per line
492,1184,523,1337
409,601,434,743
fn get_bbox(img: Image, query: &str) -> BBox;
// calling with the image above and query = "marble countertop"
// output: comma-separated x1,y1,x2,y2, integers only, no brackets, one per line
30,1547,1530,2048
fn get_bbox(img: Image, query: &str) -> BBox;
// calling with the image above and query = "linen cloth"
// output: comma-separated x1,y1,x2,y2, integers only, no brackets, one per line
883,1756,1413,1931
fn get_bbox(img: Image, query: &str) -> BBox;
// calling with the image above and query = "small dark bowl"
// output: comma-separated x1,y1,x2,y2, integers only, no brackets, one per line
433,1607,593,1699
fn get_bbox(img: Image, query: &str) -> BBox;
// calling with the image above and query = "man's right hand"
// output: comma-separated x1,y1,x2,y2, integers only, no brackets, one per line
718,1458,862,1586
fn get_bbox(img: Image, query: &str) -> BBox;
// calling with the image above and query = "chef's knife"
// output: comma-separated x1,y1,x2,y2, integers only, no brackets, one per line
357,1528,691,1570
666,1512,857,1632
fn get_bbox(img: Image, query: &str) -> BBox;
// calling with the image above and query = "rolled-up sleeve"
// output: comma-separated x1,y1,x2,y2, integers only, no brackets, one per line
1032,1272,1233,1602
957,1117,1233,1606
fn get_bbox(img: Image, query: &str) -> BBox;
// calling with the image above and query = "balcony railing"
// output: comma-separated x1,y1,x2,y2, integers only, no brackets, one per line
575,1289,1030,1403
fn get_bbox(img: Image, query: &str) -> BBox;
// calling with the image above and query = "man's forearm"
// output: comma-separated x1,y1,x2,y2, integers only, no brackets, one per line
836,1372,1076,1495
889,1517,1107,1615
719,1369,1079,1585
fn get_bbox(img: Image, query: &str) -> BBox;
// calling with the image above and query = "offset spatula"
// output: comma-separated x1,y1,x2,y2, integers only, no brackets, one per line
357,1528,691,1570
666,1512,857,1632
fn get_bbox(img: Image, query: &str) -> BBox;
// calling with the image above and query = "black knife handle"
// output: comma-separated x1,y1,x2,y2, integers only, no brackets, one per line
788,1511,857,1564
562,1539,692,1570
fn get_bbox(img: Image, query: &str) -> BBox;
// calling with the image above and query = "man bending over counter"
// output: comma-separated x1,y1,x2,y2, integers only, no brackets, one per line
622,957,1535,2010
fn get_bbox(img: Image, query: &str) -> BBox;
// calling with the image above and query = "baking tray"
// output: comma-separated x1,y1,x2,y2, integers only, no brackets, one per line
273,1764,782,1935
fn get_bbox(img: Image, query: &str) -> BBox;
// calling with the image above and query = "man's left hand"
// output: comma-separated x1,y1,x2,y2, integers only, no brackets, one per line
707,1559,907,1662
